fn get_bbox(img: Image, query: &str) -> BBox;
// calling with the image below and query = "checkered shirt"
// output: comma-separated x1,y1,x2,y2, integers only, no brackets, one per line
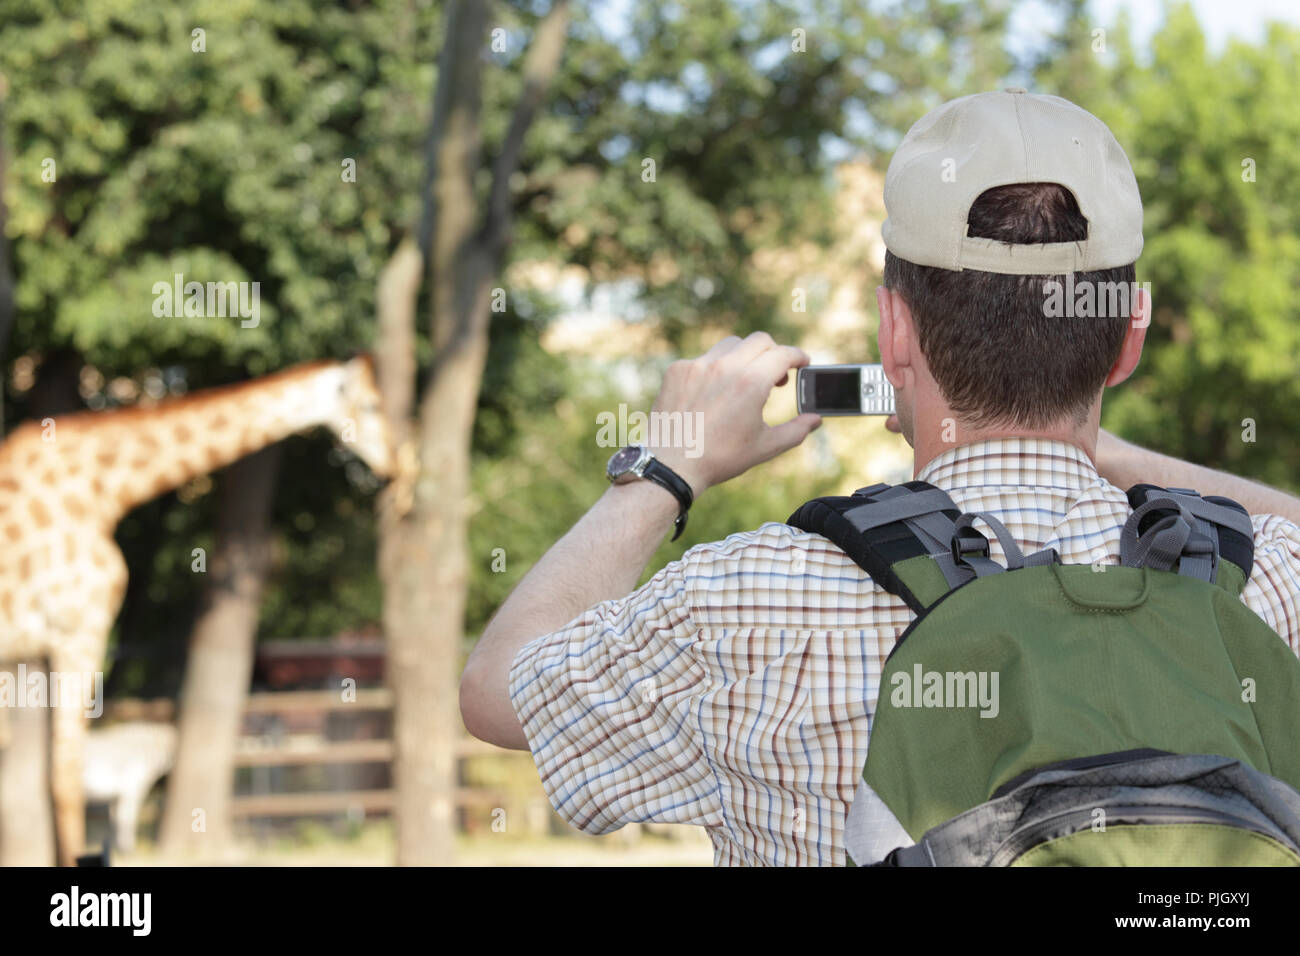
508,438,1300,865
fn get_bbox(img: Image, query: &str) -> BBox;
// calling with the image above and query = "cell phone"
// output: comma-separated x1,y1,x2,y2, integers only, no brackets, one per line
796,364,896,416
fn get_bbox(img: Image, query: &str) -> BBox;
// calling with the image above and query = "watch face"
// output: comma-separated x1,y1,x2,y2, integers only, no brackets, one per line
607,445,645,480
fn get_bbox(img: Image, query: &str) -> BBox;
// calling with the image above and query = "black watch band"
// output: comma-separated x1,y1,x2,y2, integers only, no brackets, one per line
642,458,694,541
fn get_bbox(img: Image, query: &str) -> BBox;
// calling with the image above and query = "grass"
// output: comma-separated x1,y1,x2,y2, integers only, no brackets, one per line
115,818,714,867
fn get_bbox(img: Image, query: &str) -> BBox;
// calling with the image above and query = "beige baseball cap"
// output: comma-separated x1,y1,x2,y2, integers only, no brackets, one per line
881,88,1143,275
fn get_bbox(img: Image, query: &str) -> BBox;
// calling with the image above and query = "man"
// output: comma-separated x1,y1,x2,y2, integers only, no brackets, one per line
459,90,1300,865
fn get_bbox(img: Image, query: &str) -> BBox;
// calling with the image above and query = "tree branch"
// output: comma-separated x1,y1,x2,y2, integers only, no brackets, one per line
483,0,571,254
418,0,490,266
0,83,16,434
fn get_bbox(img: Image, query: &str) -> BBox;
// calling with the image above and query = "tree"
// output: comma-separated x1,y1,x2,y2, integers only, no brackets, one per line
0,0,439,858
1040,3,1300,490
159,446,281,855
376,0,572,868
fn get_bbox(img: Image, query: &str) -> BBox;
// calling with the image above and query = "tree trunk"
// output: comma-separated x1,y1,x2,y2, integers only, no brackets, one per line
377,237,459,866
0,352,85,865
376,0,569,866
0,90,15,433
0,664,55,866
28,348,84,419
159,444,282,858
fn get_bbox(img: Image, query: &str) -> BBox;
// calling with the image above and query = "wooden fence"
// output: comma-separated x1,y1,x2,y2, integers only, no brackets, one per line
102,691,544,825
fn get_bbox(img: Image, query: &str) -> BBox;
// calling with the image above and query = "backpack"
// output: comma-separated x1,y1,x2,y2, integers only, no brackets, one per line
787,481,1300,866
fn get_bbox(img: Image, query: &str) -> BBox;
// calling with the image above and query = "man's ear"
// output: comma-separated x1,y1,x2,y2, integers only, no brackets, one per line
877,285,911,390
1105,286,1150,387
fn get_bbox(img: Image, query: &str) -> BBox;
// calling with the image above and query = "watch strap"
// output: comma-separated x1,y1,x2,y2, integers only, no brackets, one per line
642,458,694,541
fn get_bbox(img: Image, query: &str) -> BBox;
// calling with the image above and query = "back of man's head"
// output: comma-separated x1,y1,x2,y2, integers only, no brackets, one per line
881,90,1144,430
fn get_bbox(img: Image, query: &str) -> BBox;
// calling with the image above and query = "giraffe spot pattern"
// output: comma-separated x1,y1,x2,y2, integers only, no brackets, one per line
29,498,53,528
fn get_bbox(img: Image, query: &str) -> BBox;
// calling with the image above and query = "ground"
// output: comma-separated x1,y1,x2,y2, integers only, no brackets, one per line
102,817,715,867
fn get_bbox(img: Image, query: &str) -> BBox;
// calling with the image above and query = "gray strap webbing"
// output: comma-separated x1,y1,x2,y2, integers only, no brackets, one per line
1175,494,1254,582
1176,494,1255,539
929,551,976,590
954,512,1026,569
962,557,1004,578
886,839,937,867
842,488,961,534
909,512,962,553
843,485,975,591
1120,496,1217,582
1134,515,1194,571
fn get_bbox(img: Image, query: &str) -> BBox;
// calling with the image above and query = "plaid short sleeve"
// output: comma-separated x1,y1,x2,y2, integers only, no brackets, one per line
1244,514,1300,656
508,557,724,834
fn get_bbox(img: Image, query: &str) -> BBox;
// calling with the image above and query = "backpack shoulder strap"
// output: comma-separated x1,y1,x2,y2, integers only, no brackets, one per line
1121,484,1255,595
788,481,1011,613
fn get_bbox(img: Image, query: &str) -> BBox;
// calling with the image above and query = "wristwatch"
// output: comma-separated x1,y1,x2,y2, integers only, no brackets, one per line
606,444,694,541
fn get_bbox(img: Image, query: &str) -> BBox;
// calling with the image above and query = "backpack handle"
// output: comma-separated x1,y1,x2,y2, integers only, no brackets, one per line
1120,495,1216,581
952,512,1026,575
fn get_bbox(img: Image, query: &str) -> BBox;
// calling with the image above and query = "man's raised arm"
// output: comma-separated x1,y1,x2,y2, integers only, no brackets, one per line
458,332,820,749
1096,429,1300,526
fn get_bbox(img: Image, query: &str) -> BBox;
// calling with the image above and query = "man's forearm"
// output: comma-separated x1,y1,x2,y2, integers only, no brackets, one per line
459,333,818,749
460,480,681,748
1098,430,1300,525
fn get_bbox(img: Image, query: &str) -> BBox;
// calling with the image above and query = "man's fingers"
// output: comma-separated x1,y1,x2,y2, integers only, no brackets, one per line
750,344,811,388
700,335,744,364
728,330,781,365
762,412,822,457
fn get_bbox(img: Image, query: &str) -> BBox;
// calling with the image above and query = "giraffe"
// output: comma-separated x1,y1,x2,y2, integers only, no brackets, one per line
84,721,178,853
0,355,394,865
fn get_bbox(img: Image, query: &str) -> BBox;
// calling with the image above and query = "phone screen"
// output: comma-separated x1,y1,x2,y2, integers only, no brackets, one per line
813,370,862,413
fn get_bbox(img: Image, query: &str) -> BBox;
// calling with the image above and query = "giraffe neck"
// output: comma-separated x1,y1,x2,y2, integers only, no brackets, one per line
53,361,349,523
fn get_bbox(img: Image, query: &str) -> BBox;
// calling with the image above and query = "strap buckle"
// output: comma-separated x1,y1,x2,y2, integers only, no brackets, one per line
951,527,990,564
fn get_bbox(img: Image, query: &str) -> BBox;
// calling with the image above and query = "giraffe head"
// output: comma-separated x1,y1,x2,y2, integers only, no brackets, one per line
325,354,395,481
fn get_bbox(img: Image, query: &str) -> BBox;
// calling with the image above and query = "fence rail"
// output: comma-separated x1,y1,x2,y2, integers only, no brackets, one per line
102,693,534,822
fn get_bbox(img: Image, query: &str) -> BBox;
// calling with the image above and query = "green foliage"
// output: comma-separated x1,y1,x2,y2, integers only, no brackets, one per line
514,0,1022,349
12,0,1297,689
2,0,441,690
1040,2,1300,490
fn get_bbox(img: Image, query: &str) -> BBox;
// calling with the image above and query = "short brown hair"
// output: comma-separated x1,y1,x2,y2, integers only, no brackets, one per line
883,183,1136,429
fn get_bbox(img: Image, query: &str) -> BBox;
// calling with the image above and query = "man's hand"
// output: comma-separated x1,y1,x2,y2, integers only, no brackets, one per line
461,330,820,748
648,332,822,496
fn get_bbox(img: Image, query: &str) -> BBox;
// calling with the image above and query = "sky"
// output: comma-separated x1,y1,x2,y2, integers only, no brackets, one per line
1090,0,1300,49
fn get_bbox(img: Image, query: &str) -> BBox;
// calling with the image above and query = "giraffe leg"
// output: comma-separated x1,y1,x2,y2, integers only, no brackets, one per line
49,698,88,867
113,792,142,854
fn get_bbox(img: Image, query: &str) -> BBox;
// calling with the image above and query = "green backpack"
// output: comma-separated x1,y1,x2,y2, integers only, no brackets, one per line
788,481,1300,866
